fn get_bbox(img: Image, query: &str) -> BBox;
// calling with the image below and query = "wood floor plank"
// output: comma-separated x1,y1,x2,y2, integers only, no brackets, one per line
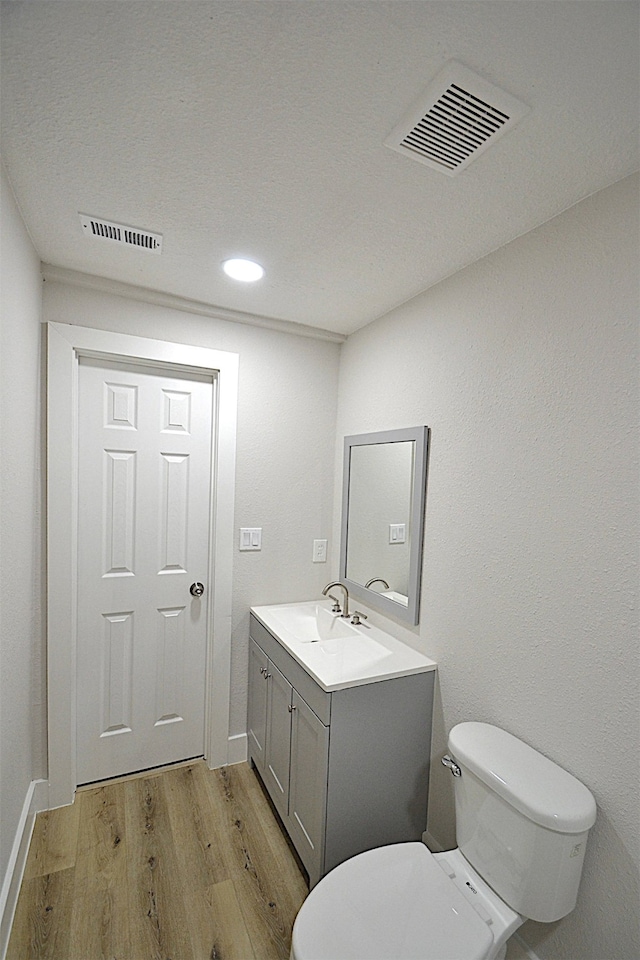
204,765,306,960
207,878,257,960
67,782,131,960
6,868,75,960
24,801,79,879
163,764,244,959
163,762,230,888
237,763,309,903
124,773,195,960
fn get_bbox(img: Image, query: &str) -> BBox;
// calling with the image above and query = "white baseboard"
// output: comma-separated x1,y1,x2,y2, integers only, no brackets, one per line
0,778,48,960
227,732,248,765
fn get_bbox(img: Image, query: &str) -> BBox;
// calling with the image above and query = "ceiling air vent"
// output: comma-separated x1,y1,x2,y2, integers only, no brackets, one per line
384,61,529,176
79,214,163,253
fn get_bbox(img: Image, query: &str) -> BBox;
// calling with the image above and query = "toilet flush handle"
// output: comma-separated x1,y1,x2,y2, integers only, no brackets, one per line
441,754,462,777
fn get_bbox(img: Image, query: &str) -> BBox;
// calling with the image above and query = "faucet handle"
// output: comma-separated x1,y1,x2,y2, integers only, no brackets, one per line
351,611,368,625
327,594,342,613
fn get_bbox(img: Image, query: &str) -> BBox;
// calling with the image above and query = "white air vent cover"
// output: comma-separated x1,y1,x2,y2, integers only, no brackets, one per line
384,61,529,176
79,214,163,253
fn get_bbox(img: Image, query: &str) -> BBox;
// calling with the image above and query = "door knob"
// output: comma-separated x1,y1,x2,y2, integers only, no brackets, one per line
190,582,205,597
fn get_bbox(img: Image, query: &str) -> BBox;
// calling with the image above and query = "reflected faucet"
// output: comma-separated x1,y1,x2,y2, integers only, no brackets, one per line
322,581,350,618
365,578,390,591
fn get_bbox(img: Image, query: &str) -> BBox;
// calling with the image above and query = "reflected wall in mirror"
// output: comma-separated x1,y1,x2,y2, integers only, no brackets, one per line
340,426,430,625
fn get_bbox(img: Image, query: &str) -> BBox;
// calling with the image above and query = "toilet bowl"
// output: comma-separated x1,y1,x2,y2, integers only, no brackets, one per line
290,843,521,960
291,722,596,960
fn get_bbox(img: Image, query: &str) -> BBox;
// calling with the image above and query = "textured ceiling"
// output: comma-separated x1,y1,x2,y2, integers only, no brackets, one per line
1,1,638,336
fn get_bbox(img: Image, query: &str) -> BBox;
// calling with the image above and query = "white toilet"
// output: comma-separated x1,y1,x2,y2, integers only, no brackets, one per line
291,722,596,960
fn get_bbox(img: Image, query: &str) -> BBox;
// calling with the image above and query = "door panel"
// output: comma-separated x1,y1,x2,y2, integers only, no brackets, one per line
103,449,136,576
76,358,213,784
155,604,187,724
100,610,134,735
158,452,190,572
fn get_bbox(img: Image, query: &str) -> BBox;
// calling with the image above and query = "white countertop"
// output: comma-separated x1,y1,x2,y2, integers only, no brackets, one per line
250,599,437,692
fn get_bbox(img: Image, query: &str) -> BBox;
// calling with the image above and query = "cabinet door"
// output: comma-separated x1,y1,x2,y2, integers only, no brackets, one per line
288,690,329,886
247,639,269,775
264,661,293,820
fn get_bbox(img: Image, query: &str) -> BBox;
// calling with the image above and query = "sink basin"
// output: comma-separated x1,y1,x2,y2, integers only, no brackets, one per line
268,603,357,642
251,599,437,691
317,634,390,669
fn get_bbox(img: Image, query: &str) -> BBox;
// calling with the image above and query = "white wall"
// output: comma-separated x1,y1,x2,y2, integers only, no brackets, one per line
334,174,639,960
42,282,341,737
0,165,44,885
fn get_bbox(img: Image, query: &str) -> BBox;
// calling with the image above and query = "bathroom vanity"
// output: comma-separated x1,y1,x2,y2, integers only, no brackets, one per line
248,600,436,887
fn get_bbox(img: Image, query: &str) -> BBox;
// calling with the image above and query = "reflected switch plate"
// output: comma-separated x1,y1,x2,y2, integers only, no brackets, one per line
389,523,406,544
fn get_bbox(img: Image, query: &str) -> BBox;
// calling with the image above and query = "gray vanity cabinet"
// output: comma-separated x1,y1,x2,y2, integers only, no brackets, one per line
248,613,435,888
248,634,328,880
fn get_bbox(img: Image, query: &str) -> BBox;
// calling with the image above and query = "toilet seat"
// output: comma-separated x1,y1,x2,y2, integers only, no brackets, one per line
291,843,495,960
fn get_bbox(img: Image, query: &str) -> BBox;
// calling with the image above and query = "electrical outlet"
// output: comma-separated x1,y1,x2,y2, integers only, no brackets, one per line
313,539,328,563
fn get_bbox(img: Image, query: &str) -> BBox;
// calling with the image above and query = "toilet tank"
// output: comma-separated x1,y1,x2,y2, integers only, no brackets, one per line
448,722,596,923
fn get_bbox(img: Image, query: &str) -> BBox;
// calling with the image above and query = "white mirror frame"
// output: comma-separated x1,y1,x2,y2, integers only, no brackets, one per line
340,426,429,626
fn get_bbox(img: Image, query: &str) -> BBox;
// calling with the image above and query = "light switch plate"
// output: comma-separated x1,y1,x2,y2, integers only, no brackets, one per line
240,527,262,550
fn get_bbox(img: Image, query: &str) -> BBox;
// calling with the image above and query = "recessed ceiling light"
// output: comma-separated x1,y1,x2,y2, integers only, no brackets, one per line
222,257,264,282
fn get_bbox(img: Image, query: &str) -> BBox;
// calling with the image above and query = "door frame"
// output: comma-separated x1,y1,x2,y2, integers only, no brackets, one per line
46,322,238,808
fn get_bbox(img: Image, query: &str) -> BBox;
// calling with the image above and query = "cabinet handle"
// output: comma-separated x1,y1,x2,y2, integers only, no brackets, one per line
288,704,297,712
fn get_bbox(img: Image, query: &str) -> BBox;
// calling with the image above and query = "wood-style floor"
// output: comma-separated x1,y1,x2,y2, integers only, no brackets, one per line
7,761,309,960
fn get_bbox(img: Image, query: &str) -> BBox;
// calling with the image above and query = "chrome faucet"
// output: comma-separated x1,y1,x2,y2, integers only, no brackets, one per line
322,581,349,618
365,577,390,591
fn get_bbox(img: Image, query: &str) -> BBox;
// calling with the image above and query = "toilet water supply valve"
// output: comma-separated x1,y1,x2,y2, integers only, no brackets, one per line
441,754,462,777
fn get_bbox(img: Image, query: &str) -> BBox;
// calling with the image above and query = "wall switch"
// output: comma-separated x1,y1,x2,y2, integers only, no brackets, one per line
313,539,328,563
389,523,406,544
240,527,262,550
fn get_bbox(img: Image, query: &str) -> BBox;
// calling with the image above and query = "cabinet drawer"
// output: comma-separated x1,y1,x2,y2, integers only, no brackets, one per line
250,614,331,724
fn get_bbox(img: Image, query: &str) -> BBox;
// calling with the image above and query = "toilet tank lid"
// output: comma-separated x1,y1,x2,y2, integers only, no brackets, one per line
449,723,597,834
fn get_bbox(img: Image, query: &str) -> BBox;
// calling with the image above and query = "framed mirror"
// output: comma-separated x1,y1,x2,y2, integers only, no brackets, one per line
339,426,430,625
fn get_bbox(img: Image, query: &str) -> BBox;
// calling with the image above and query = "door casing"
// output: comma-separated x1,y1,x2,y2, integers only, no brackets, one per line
46,322,238,808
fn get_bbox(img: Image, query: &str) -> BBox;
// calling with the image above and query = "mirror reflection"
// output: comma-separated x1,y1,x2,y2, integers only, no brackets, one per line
340,426,429,625
345,440,415,605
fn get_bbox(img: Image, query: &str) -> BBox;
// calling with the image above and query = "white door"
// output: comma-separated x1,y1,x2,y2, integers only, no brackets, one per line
76,357,214,784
